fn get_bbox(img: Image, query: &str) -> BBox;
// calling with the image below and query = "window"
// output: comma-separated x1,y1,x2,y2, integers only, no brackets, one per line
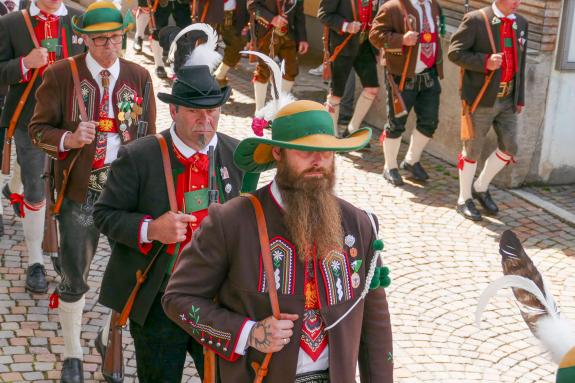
557,0,575,70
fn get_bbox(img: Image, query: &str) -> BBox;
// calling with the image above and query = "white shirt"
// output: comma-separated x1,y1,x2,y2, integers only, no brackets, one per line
139,126,219,243
492,1,516,20
234,180,330,374
224,0,236,11
60,53,122,163
411,0,436,74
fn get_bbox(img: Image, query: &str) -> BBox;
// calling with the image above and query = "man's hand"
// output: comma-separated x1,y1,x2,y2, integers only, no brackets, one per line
402,31,419,46
23,48,49,69
148,211,197,244
298,41,309,55
486,53,503,71
64,121,97,149
345,21,362,34
271,15,288,28
248,313,299,353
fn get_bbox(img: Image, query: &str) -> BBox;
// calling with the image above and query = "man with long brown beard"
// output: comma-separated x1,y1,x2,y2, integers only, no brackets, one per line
162,100,394,382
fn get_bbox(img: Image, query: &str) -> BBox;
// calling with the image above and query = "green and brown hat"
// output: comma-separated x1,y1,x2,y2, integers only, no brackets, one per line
234,100,371,173
72,1,134,35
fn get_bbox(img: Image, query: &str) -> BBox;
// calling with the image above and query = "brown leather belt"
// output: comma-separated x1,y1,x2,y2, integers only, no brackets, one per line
497,79,514,98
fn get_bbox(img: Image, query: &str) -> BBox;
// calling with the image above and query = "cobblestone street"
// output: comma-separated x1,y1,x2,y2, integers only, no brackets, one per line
1,35,575,383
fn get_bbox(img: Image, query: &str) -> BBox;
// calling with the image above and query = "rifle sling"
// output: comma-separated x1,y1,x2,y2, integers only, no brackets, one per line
117,133,176,327
6,9,40,142
468,9,497,114
245,194,280,383
53,57,87,215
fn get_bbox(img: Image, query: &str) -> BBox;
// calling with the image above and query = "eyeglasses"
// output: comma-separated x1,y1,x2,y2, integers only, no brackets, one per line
90,34,124,47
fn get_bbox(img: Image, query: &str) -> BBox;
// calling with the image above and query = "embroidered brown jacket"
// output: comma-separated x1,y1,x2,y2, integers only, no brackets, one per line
448,6,528,108
162,184,394,382
28,53,156,203
369,0,444,79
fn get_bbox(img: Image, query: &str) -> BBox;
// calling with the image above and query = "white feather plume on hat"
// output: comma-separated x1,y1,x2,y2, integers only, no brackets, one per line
168,23,222,73
240,50,295,122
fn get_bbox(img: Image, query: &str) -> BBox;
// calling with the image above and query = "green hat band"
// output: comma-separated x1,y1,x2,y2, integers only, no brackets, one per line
83,7,123,27
557,366,575,383
271,110,334,141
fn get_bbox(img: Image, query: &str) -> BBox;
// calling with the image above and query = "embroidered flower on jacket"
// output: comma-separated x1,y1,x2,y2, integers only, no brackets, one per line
272,249,285,263
512,21,517,30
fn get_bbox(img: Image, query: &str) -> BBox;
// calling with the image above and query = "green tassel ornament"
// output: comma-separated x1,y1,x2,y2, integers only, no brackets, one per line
370,266,391,289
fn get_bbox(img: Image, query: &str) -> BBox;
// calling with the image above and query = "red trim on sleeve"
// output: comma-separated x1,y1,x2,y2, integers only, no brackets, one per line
138,215,153,255
57,150,69,161
226,318,251,361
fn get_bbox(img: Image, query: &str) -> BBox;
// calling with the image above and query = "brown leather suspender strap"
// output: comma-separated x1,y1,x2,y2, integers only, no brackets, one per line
245,194,280,383
52,58,86,214
1,10,40,175
200,0,211,22
117,133,176,327
469,9,497,114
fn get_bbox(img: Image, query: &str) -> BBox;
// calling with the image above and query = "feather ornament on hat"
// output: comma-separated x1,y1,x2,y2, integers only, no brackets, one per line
167,23,222,73
240,50,295,136
476,230,575,382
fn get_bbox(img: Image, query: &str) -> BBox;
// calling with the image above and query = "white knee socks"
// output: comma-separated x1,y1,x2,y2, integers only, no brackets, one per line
474,149,512,192
281,79,294,94
135,11,150,40
59,296,85,360
22,203,45,266
383,137,401,170
215,63,231,81
151,40,163,68
404,129,431,165
348,91,376,134
458,156,478,204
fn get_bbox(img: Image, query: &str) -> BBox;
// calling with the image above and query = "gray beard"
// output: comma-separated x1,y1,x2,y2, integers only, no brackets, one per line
197,134,206,149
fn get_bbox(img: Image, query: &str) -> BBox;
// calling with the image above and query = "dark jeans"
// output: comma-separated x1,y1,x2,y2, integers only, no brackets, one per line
130,294,205,383
385,67,441,139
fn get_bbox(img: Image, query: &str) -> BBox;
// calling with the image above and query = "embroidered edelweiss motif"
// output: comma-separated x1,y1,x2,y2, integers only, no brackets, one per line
344,234,356,248
492,16,501,25
512,21,517,30
331,260,341,272
272,249,285,263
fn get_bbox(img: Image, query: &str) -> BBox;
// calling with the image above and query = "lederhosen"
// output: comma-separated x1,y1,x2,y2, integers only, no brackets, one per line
218,0,248,68
330,0,379,97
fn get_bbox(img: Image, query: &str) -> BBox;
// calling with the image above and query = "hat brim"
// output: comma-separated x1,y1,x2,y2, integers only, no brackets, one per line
234,128,372,173
157,86,232,109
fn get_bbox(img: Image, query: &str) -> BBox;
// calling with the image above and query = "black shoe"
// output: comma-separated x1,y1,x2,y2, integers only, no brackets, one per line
156,66,167,79
2,184,21,217
383,168,404,186
400,161,429,181
25,263,48,294
61,358,84,383
472,188,499,215
133,37,143,53
456,199,482,221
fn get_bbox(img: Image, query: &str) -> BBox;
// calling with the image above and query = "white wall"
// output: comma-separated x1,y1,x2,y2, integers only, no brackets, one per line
539,70,575,183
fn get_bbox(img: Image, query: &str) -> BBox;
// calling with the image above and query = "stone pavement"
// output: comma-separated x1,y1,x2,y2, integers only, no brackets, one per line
1,37,575,383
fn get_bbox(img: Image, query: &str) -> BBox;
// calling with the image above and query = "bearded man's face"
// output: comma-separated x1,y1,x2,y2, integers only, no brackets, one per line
273,148,343,261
